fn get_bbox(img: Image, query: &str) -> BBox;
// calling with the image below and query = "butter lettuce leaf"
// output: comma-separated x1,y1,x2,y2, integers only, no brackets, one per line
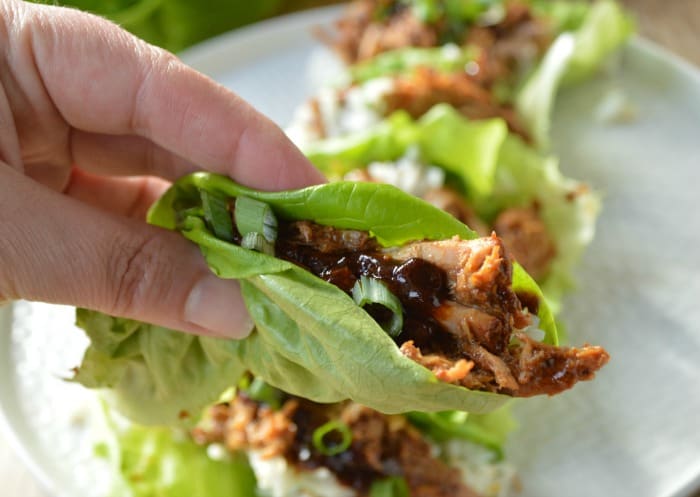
75,175,557,425
517,0,634,146
101,421,257,497
350,45,477,84
407,404,517,459
74,310,247,425
305,104,508,197
482,135,600,312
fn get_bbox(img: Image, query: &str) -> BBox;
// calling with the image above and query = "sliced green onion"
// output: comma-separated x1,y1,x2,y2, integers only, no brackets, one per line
312,420,352,456
352,276,404,337
200,190,235,242
177,206,204,230
234,196,278,242
241,232,274,256
369,476,410,497
410,0,441,23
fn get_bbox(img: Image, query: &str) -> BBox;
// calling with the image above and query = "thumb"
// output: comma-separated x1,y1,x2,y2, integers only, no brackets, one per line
0,166,252,339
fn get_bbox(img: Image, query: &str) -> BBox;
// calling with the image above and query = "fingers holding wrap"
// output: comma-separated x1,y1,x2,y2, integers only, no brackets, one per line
0,165,253,339
20,1,325,189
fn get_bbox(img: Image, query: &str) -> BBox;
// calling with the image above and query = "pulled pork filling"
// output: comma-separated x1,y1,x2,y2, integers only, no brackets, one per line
321,0,439,64
383,68,531,139
321,0,552,86
304,67,529,140
341,181,556,282
273,220,607,397
422,187,556,281
193,394,482,497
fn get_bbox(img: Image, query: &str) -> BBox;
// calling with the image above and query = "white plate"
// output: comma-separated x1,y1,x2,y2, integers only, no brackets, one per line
2,6,700,497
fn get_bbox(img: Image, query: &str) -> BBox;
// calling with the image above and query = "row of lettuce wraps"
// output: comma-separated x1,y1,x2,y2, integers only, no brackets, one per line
75,1,633,496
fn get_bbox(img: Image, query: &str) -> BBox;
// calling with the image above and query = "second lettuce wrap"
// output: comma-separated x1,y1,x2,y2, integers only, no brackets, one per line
304,104,600,313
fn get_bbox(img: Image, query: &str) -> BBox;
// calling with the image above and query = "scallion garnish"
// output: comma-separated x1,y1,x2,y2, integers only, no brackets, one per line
352,276,404,337
234,196,278,242
200,190,234,242
312,420,352,456
241,232,274,256
369,476,410,497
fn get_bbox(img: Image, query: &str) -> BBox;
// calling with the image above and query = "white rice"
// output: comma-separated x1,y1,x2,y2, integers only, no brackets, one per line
344,147,445,198
248,451,355,497
444,440,519,497
286,77,394,147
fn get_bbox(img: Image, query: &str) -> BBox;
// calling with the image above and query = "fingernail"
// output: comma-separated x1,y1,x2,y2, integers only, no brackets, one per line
184,274,253,339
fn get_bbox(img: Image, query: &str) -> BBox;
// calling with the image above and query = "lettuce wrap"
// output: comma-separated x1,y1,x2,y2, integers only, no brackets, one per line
99,377,519,497
301,0,632,149
516,0,634,145
73,174,610,427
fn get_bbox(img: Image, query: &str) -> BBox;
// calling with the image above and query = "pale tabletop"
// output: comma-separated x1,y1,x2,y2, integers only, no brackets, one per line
1,1,699,496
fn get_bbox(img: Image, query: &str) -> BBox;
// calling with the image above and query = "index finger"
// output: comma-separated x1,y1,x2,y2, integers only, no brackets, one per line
15,1,325,190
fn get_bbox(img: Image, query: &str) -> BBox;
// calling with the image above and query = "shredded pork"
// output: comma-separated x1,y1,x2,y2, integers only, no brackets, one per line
276,221,609,397
321,0,552,86
319,0,439,64
493,206,556,281
194,395,483,497
384,68,531,139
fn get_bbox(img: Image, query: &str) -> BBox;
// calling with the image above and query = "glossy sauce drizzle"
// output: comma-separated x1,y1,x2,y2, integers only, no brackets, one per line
274,239,460,356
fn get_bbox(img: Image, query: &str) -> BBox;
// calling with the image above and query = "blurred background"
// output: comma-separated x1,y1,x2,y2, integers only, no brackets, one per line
3,1,699,497
30,0,699,65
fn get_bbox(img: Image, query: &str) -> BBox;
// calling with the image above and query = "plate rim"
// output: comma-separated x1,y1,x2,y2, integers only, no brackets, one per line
0,304,58,496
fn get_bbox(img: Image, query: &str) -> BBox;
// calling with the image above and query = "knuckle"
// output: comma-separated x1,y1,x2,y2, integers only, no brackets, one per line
108,233,166,317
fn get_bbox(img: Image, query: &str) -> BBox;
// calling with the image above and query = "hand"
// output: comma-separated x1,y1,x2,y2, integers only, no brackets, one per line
0,0,325,338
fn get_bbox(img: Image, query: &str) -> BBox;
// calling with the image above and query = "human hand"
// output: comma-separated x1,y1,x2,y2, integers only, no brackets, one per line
0,0,325,338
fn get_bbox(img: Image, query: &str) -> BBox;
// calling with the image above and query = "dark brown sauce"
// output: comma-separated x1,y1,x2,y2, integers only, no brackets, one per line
274,238,459,356
285,400,381,492
515,290,539,315
213,204,459,355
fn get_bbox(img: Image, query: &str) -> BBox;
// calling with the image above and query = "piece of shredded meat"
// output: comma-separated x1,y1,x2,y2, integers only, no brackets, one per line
320,0,552,87
421,187,556,282
273,220,609,397
464,2,553,88
386,234,524,321
194,394,482,497
192,396,298,459
422,187,489,235
493,206,557,281
400,340,475,383
384,68,531,139
318,0,440,64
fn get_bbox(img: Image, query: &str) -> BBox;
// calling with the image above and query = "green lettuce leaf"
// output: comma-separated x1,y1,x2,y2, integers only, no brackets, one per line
75,174,557,425
74,310,247,425
407,403,516,460
350,45,478,84
516,0,634,146
479,134,600,312
99,419,257,497
305,104,508,197
405,0,506,24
